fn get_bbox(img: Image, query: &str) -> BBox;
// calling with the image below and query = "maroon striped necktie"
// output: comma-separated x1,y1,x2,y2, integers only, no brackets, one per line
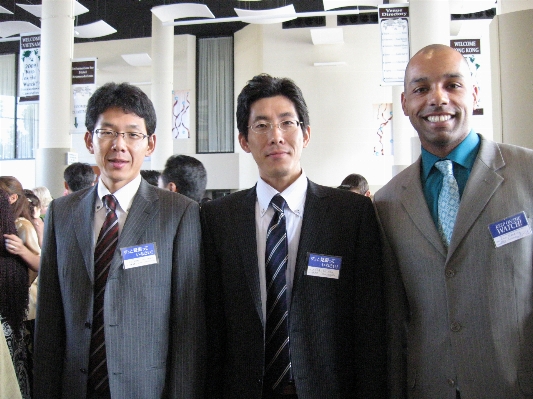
87,194,118,396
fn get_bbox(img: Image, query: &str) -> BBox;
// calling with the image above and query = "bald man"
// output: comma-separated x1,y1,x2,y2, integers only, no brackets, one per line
374,44,533,399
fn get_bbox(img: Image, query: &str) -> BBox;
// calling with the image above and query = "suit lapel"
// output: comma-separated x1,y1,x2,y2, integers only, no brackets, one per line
448,139,505,255
292,181,331,294
399,159,447,257
236,187,263,324
75,186,98,282
108,180,158,278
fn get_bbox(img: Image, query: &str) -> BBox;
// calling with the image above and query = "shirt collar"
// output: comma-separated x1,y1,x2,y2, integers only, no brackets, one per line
421,129,480,181
96,174,142,213
256,170,307,218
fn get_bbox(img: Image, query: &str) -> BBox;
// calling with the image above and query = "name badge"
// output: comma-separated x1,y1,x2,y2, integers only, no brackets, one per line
488,212,532,248
121,243,159,269
306,253,342,279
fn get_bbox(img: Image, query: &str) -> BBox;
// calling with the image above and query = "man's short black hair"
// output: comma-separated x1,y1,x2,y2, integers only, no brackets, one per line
161,155,207,203
140,170,161,187
236,74,310,141
64,162,96,192
340,174,369,195
85,82,157,135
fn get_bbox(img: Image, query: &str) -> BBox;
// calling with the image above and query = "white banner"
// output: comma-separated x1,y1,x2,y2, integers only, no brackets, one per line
19,33,41,102
71,58,97,134
172,90,191,139
379,5,409,85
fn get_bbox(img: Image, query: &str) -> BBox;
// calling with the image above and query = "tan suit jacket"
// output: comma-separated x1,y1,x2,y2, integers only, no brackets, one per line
374,136,533,399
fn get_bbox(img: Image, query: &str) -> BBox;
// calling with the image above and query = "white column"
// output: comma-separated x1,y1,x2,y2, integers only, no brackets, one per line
409,0,451,53
36,0,74,198
151,14,174,171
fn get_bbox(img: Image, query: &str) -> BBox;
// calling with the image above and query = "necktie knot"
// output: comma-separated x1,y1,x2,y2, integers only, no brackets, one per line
435,159,454,176
103,194,118,212
270,195,286,213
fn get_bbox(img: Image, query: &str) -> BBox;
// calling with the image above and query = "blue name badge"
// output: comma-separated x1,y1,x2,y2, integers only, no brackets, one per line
306,253,342,279
121,243,159,269
488,212,532,248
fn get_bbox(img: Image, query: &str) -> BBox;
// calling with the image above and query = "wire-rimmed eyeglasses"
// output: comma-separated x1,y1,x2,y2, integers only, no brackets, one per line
247,120,302,135
94,129,149,142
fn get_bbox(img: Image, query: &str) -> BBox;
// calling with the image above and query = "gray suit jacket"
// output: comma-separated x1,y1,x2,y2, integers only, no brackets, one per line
374,136,533,399
33,179,205,399
201,179,387,399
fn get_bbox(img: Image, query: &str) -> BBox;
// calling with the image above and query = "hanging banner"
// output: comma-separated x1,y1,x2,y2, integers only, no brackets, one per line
379,4,410,85
19,33,41,103
172,90,191,139
450,39,483,115
71,58,97,134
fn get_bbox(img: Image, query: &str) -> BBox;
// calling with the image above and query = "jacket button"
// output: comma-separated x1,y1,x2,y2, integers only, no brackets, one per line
80,368,87,374
445,268,456,278
450,321,461,332
85,322,92,329
447,378,456,387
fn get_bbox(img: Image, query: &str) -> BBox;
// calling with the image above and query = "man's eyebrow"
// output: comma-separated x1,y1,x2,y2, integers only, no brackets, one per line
409,73,466,85
251,111,296,122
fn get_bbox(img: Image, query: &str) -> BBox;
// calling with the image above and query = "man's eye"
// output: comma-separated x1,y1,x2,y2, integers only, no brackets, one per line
254,123,268,129
127,133,142,139
101,130,114,136
281,120,296,127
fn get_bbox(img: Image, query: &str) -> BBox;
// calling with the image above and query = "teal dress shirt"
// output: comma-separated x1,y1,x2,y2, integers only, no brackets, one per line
421,130,481,228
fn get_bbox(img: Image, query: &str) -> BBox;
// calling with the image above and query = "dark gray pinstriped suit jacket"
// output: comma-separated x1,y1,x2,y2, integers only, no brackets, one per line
33,179,205,399
201,179,387,399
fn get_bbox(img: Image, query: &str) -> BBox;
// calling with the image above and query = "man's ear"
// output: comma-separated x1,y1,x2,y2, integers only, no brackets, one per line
84,131,94,154
239,133,250,153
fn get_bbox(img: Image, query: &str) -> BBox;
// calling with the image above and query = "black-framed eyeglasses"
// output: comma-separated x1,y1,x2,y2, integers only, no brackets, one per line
94,129,149,142
247,120,302,135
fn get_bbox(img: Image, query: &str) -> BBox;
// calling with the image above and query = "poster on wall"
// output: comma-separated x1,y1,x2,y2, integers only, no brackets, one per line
373,103,393,156
173,90,191,139
19,33,41,103
379,4,409,85
71,58,97,134
450,39,483,115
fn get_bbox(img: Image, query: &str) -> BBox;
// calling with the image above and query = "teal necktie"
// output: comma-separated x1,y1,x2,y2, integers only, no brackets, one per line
435,160,460,247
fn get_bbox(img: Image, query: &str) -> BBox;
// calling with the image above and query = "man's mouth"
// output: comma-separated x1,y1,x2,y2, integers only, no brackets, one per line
426,115,452,123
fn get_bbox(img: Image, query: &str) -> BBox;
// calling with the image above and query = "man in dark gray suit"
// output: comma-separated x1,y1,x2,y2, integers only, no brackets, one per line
375,44,533,398
201,74,386,399
34,83,205,398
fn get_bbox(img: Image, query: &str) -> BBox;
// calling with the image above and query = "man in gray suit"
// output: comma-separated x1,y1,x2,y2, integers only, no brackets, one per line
34,83,205,398
374,44,533,398
201,74,386,399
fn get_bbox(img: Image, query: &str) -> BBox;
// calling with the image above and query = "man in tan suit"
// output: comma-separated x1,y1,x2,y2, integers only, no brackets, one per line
374,44,533,398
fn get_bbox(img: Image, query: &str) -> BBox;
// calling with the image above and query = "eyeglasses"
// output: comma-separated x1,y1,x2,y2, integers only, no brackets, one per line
247,120,302,135
94,129,149,142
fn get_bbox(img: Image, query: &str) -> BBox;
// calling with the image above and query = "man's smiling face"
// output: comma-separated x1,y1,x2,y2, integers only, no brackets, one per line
401,46,478,158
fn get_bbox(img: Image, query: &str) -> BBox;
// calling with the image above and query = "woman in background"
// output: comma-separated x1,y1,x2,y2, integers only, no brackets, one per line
0,188,31,399
23,189,43,247
0,176,41,399
31,186,53,219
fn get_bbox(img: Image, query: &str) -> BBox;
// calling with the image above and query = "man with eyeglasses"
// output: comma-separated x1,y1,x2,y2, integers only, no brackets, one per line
34,82,205,399
201,74,386,399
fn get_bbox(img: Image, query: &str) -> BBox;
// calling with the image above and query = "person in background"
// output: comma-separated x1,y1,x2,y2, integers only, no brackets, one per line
159,155,207,203
34,82,205,399
23,189,43,247
338,173,371,197
374,44,533,399
140,169,161,187
31,186,53,218
0,176,42,399
201,74,386,399
63,162,96,195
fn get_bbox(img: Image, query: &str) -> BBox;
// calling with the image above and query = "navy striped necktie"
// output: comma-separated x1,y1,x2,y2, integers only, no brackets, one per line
88,194,119,396
264,194,292,393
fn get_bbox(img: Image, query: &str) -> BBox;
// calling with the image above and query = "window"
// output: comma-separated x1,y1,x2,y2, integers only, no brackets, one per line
0,53,39,159
197,36,234,153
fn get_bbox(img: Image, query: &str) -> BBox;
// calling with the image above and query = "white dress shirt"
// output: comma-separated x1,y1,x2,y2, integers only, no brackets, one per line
255,171,307,323
93,174,142,246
